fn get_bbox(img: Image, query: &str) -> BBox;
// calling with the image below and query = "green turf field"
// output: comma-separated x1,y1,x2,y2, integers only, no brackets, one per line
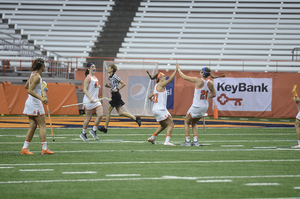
0,127,300,199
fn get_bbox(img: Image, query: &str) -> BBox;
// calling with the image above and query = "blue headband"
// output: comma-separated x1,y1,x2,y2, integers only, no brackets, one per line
202,67,208,77
88,63,94,68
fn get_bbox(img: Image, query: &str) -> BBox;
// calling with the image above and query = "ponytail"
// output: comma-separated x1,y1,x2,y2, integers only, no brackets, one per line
203,67,226,79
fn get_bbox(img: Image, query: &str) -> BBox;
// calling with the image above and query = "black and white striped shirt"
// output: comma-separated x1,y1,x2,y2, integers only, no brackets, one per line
108,74,121,92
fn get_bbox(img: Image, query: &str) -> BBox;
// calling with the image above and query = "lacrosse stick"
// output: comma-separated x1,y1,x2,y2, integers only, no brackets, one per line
62,97,112,108
292,85,300,111
42,81,55,142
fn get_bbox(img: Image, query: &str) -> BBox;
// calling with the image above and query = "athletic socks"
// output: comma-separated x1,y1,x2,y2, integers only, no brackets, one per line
185,136,190,142
82,128,87,134
92,125,97,131
298,139,300,145
41,140,47,150
165,135,171,142
151,133,157,140
194,135,198,142
22,140,30,149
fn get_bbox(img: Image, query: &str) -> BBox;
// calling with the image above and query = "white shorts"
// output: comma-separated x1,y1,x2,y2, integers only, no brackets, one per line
296,111,300,120
187,105,208,118
153,108,171,122
23,98,45,116
83,101,102,110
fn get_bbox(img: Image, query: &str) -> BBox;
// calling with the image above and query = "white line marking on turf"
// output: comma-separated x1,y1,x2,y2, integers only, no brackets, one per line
62,171,97,174
0,167,14,169
294,187,300,189
197,179,232,183
253,147,277,149
1,159,300,167
221,145,244,147
0,175,298,185
245,183,280,186
106,174,141,177
20,169,54,172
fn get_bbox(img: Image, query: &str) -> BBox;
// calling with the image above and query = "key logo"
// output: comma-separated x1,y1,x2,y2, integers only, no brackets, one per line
217,93,243,106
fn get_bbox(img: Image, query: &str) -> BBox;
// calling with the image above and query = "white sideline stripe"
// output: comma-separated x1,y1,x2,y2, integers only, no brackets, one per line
0,139,296,145
20,169,54,172
253,147,277,149
106,174,141,177
62,171,97,174
197,179,232,183
4,133,296,137
162,175,300,180
0,167,14,169
1,159,300,166
0,175,298,185
0,148,298,154
245,183,280,186
221,145,244,147
294,187,300,189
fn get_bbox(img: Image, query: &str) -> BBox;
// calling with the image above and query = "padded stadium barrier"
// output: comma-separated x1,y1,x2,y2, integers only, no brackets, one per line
75,70,300,118
1,82,79,115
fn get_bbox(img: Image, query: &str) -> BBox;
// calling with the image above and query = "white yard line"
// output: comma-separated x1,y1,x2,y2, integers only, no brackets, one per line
0,174,299,185
196,179,232,183
1,159,300,167
62,171,97,174
106,174,141,177
19,169,54,172
245,183,280,186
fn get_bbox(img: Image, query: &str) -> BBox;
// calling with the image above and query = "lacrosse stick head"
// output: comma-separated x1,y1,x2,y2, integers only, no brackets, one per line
41,81,48,100
292,85,298,100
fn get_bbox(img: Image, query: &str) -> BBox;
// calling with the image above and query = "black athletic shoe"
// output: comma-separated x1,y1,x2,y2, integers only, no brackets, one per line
98,126,107,133
136,116,141,127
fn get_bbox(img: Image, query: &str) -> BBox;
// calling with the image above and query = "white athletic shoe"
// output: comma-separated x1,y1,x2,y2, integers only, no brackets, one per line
292,144,300,148
89,130,99,140
147,137,156,145
164,141,176,146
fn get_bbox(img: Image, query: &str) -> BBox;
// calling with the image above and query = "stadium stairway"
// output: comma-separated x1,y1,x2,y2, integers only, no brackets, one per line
88,0,142,68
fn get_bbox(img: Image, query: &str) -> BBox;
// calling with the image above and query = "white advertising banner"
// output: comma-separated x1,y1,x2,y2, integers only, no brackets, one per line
213,78,272,111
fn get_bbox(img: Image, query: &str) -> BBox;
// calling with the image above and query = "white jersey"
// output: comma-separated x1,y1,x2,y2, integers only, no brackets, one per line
192,78,211,108
152,84,167,111
152,84,170,121
23,72,45,116
83,75,101,110
296,111,300,120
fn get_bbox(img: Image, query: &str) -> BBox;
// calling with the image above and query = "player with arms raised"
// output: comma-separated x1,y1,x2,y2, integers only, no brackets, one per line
147,65,178,146
177,64,219,146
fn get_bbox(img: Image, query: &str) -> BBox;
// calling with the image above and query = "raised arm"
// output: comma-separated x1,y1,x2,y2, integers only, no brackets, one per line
159,67,178,87
207,80,216,98
176,63,198,83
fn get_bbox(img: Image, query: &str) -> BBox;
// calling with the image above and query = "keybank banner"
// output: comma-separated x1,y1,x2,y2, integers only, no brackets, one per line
128,76,150,109
213,78,272,111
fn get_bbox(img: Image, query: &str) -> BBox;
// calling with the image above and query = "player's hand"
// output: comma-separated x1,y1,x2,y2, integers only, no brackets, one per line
105,83,110,88
42,99,49,105
90,98,94,103
112,89,119,92
294,97,300,103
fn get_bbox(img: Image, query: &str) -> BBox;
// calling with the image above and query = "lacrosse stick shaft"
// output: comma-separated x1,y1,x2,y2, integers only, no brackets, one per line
46,105,55,141
62,97,111,108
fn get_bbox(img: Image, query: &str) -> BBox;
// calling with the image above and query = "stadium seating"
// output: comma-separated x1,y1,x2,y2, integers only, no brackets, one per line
0,0,115,69
116,0,300,72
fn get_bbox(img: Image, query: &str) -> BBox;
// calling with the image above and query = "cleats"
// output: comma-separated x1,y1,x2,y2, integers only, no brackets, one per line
136,116,142,126
89,130,99,140
191,141,200,146
147,137,156,145
21,148,34,155
42,148,54,155
80,133,89,142
180,141,192,146
292,144,300,148
164,141,176,146
98,126,107,133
